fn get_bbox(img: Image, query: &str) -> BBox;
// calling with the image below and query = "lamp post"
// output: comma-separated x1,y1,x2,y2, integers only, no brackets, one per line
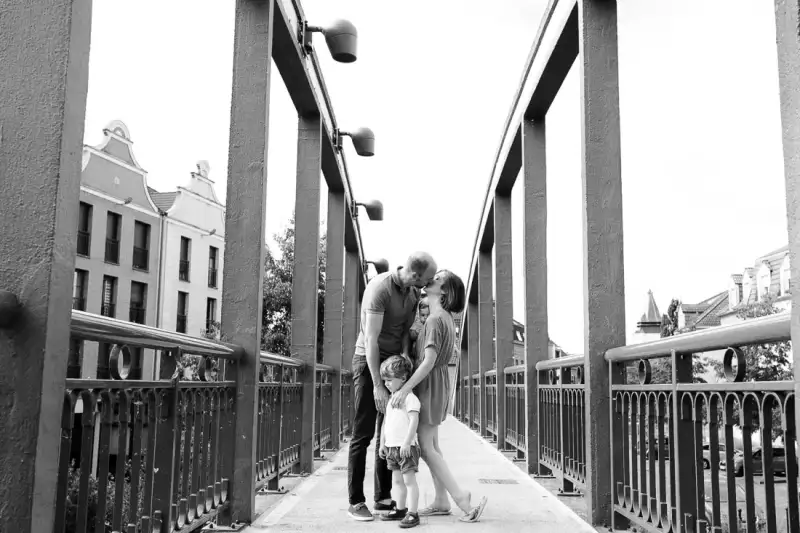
300,19,358,63
365,258,390,275
352,199,383,221
336,127,375,157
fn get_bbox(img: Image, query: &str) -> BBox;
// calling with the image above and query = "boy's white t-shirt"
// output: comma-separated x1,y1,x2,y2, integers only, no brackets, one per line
384,392,421,447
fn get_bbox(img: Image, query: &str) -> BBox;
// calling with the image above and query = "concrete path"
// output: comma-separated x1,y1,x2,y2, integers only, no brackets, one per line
244,416,595,532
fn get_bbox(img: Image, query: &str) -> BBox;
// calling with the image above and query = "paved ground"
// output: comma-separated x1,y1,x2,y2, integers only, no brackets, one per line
244,416,596,532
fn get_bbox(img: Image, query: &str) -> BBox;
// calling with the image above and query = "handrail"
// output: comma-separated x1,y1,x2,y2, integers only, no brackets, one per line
535,354,584,371
315,363,334,373
605,312,790,363
503,364,526,374
71,310,239,359
486,369,497,376
260,351,303,368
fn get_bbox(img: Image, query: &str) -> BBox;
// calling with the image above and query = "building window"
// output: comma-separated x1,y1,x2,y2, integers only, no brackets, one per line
780,254,791,296
206,297,217,331
132,221,150,271
742,273,753,305
208,246,219,288
177,291,188,333
130,281,147,324
757,262,771,301
67,337,83,379
101,276,117,317
105,212,121,264
77,202,92,257
73,269,88,311
179,237,191,281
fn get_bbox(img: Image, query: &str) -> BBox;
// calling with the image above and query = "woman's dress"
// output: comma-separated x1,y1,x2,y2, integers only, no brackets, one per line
414,310,456,426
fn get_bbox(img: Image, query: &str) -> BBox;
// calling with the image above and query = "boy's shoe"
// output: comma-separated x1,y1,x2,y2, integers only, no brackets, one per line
381,508,408,521
348,502,374,521
373,500,396,513
399,512,420,528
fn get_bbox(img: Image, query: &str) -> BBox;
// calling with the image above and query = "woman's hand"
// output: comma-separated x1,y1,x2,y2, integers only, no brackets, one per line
390,387,409,408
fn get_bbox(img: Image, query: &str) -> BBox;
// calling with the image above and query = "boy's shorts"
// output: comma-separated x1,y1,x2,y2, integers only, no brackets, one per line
386,445,421,474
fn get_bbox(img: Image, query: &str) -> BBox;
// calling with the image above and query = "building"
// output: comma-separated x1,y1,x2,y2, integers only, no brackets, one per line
70,120,225,381
631,290,663,344
72,120,162,380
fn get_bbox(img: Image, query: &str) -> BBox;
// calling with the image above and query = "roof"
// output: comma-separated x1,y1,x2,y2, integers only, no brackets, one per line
691,293,729,328
758,244,789,260
148,187,177,212
638,290,661,324
731,274,742,283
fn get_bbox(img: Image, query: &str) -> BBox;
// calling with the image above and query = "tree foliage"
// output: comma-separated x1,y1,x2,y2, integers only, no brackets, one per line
261,213,327,362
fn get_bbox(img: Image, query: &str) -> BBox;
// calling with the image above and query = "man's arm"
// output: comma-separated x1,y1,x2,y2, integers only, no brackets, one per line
364,313,389,413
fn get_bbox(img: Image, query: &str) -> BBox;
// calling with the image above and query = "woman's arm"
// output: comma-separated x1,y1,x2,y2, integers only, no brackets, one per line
402,346,437,391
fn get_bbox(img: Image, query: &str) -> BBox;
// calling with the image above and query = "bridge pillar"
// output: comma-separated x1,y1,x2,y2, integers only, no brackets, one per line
323,189,346,449
0,1,92,531
467,300,479,429
578,0,625,528
221,0,275,523
521,118,550,476
478,251,494,438
292,114,323,475
774,0,800,447
494,192,514,450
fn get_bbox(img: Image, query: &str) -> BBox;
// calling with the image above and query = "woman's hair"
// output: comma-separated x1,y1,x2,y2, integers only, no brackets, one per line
437,270,466,314
380,355,411,381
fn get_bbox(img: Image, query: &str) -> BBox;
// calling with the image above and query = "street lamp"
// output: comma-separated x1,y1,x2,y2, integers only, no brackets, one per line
300,19,358,63
336,127,374,157
352,199,383,221
365,258,390,275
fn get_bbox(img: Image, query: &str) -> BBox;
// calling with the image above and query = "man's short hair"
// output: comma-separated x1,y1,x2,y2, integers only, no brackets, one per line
408,252,433,277
380,355,412,381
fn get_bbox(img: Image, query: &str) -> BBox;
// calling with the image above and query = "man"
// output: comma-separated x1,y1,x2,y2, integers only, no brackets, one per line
347,252,437,521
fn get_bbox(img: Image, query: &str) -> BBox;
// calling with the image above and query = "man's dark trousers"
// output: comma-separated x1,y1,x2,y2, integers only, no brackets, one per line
347,362,392,505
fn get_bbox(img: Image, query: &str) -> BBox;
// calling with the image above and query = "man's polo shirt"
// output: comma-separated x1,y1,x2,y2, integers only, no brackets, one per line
353,267,420,367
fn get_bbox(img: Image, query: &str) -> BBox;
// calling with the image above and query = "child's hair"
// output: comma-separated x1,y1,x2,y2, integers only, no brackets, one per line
417,296,430,316
380,355,412,381
437,269,466,314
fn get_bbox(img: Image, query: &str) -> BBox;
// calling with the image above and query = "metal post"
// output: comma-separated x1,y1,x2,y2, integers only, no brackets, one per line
468,301,479,429
774,0,800,444
0,0,92,530
220,0,274,522
578,0,624,526
478,251,494,437
522,118,549,475
343,250,360,434
291,114,322,474
323,190,346,449
494,192,514,450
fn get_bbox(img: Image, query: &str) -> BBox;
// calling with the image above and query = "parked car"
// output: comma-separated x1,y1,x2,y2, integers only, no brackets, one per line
719,446,786,477
701,443,726,469
702,479,766,531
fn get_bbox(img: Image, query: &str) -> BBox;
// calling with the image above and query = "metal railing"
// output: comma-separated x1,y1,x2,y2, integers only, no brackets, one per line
176,314,187,334
101,303,115,318
133,246,149,270
57,310,356,532
485,370,498,438
208,268,218,289
504,365,526,459
129,305,146,324
105,238,120,264
77,230,90,256
179,260,190,282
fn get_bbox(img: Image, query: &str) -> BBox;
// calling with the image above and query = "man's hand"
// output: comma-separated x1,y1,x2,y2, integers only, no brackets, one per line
379,444,389,459
400,444,412,459
373,384,390,413
390,387,409,409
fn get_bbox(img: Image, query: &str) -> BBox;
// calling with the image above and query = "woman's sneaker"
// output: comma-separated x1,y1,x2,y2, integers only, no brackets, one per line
348,502,374,521
399,512,420,528
381,508,407,521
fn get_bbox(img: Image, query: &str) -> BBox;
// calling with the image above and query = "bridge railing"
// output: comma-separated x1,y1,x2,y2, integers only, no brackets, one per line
58,312,355,532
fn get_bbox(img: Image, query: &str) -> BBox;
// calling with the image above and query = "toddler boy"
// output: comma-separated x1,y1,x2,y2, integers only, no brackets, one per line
378,356,421,528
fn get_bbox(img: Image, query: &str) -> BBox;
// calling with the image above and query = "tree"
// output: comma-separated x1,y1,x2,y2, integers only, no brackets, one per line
261,213,327,362
660,298,680,338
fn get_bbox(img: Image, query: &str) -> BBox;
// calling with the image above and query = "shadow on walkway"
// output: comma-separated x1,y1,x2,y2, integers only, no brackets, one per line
245,416,595,531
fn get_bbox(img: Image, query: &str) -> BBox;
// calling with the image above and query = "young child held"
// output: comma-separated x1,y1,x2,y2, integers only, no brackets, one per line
378,356,422,528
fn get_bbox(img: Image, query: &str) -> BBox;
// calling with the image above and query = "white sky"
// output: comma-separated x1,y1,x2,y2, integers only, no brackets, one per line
84,0,787,354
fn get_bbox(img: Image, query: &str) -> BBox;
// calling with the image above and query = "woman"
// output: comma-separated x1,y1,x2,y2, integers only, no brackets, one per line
390,270,487,523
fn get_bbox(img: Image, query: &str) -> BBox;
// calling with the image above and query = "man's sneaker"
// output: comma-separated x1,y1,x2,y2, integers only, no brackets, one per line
381,508,407,521
399,512,420,529
348,502,374,521
373,500,396,513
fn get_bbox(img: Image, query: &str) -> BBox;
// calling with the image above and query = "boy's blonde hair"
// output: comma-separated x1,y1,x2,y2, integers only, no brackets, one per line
380,355,412,381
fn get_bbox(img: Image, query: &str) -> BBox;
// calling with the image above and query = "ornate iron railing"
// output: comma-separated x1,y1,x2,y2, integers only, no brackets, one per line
485,370,498,438
504,365,526,459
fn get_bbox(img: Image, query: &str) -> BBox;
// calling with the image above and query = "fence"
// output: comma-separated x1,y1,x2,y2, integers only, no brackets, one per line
56,311,354,533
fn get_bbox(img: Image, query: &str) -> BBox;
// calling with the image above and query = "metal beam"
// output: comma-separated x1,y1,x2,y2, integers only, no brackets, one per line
478,251,494,436
468,301,479,428
220,0,274,522
578,0,624,526
0,0,92,530
493,193,514,450
521,118,549,475
291,114,323,474
323,190,346,449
